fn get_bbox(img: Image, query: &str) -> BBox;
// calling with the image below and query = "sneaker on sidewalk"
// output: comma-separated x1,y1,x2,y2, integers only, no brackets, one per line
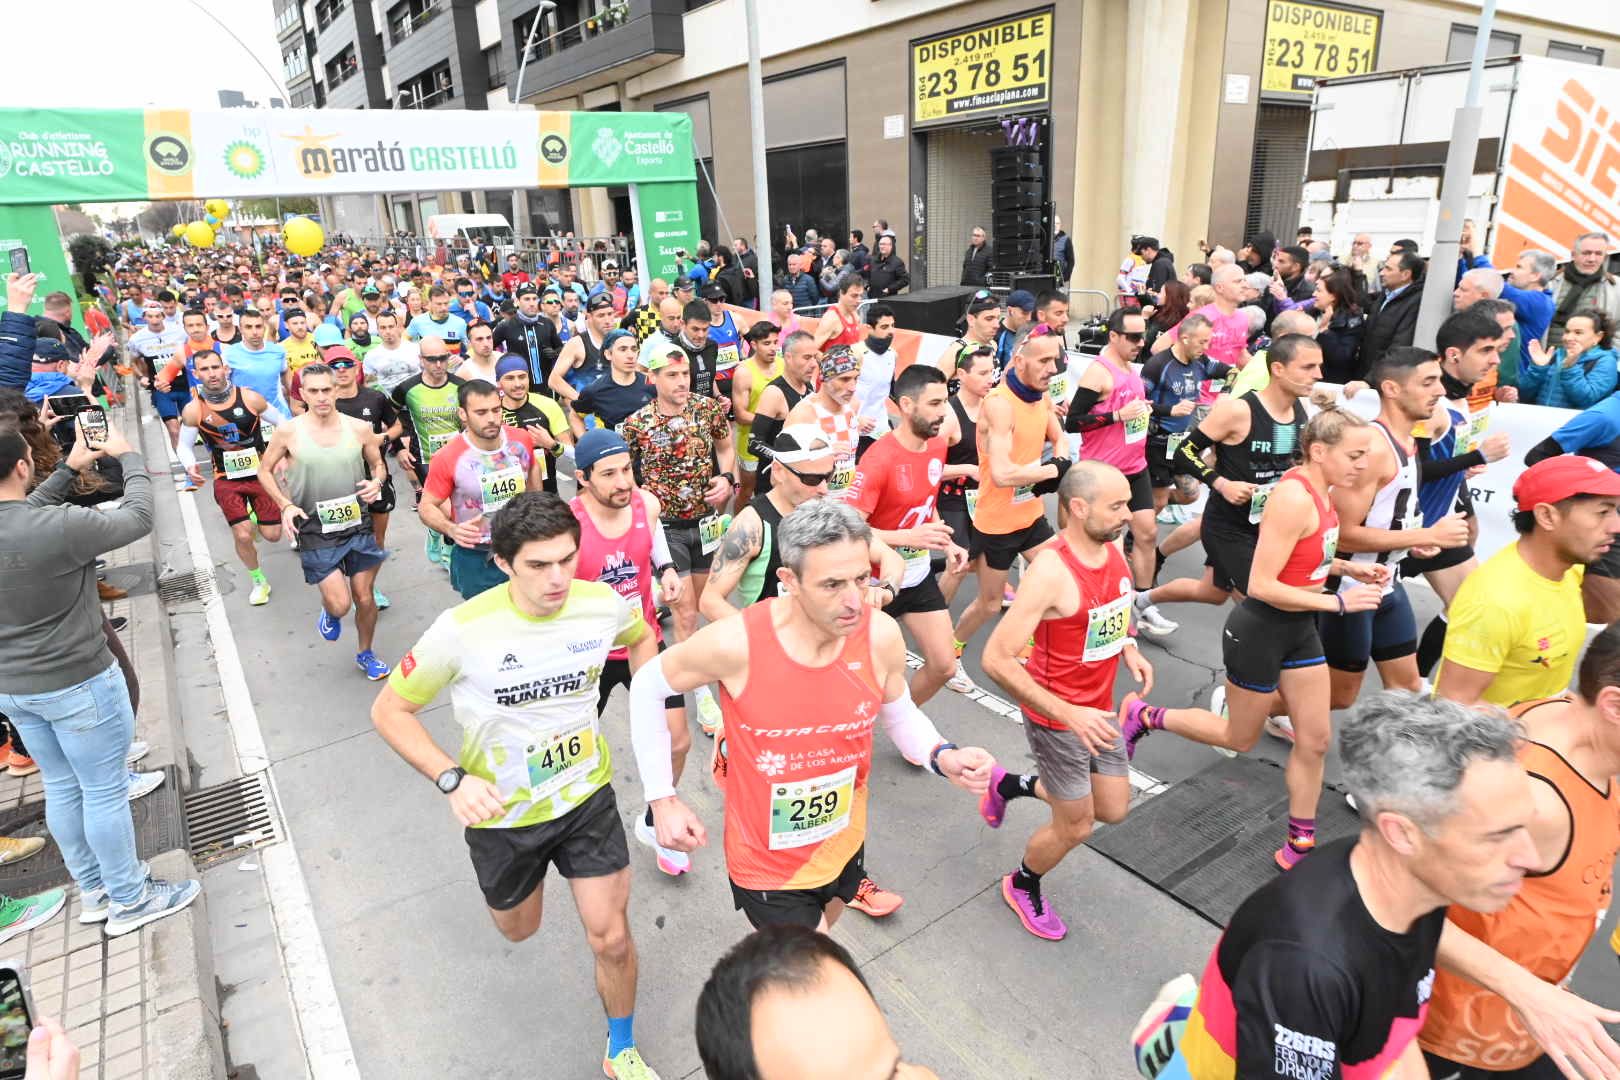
1264,716,1297,744
104,878,201,938
5,752,37,778
603,1044,661,1080
1131,973,1199,1078
633,816,690,876
0,837,45,865
97,580,128,602
847,877,903,918
128,770,164,801
248,579,271,606
946,659,978,694
355,650,390,681
980,765,1009,828
78,861,151,924
1209,685,1237,759
317,610,341,642
1136,603,1179,638
1000,873,1066,940
373,587,391,610
694,689,723,738
125,739,150,766
0,888,65,946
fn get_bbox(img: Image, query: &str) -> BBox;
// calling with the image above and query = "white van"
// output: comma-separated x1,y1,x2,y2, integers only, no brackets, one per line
424,213,516,255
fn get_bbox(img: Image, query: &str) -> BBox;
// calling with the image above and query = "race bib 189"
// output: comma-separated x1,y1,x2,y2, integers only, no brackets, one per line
221,446,260,479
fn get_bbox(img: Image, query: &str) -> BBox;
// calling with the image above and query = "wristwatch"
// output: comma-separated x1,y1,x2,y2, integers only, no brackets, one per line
873,579,897,597
720,472,736,488
435,766,466,794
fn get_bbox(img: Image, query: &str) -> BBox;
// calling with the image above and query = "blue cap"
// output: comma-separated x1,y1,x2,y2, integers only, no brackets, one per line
601,328,635,351
575,428,631,470
1005,289,1037,312
313,324,345,348
495,353,528,379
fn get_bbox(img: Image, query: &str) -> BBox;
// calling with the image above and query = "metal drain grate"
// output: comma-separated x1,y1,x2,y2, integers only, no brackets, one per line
184,772,283,866
157,567,218,606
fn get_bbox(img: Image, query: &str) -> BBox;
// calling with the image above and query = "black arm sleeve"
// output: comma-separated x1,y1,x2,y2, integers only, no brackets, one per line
1525,437,1563,466
1173,426,1220,483
1419,448,1486,480
750,412,784,462
1065,386,1113,433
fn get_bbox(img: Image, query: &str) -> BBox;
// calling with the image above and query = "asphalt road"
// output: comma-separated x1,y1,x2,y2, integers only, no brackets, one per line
142,413,1620,1080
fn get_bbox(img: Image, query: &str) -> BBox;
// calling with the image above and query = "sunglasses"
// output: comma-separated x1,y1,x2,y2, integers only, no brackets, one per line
328,360,356,369
1118,331,1145,342
782,463,835,486
459,292,475,299
973,289,993,300
421,353,450,362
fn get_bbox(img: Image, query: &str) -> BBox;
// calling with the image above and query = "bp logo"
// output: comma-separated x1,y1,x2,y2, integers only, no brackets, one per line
0,143,12,180
223,140,266,179
591,127,623,169
147,133,192,175
539,134,568,165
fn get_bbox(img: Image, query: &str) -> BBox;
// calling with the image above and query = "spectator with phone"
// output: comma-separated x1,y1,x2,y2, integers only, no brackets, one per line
0,414,201,938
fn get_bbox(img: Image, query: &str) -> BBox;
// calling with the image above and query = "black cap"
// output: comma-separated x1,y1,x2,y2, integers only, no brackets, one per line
515,283,539,298
586,293,615,312
701,283,726,301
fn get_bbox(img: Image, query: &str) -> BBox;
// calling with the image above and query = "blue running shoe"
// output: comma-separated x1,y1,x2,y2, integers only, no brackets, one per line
373,587,390,610
317,610,341,641
355,650,390,680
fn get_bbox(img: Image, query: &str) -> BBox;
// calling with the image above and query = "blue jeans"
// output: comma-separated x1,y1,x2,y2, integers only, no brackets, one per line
0,663,142,904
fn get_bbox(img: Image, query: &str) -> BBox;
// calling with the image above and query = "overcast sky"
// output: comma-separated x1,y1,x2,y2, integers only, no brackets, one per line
6,1,286,110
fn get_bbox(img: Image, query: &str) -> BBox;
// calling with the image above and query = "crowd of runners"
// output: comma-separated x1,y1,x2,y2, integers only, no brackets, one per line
20,230,1620,1079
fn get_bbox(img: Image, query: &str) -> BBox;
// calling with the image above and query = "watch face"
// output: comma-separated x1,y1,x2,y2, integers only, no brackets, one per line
437,768,461,793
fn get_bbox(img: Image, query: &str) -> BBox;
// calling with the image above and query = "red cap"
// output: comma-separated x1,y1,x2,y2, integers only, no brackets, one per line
1513,455,1620,512
321,345,358,364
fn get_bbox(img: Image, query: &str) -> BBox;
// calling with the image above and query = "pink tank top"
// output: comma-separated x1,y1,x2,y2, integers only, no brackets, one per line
1079,354,1148,474
570,493,661,660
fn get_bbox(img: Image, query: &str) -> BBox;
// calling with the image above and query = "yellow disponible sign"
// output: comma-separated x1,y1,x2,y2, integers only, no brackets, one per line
1261,0,1381,96
912,9,1054,126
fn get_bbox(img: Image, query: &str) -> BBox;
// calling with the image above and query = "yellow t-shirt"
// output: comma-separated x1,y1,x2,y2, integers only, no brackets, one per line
283,335,322,372
1229,350,1269,398
528,392,568,438
1439,543,1586,708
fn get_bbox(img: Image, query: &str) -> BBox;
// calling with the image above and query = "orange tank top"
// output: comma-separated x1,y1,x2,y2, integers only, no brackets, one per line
718,599,883,891
973,382,1050,534
1421,702,1620,1071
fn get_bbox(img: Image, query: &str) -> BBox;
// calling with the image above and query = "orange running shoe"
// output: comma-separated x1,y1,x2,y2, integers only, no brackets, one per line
847,877,903,918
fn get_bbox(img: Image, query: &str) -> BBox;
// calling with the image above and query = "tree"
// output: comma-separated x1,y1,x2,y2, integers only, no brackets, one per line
136,201,183,237
66,234,113,294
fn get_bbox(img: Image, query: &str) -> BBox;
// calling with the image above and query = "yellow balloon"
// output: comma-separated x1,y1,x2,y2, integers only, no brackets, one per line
205,199,229,218
169,223,186,238
184,221,215,249
282,216,324,257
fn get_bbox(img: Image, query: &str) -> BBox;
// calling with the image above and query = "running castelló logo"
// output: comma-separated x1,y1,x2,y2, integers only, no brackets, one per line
592,127,624,169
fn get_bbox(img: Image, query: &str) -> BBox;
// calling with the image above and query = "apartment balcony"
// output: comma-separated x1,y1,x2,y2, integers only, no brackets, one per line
501,0,684,102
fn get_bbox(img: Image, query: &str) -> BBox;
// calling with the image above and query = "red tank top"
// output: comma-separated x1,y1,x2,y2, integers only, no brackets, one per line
1025,537,1135,727
848,433,947,589
569,493,661,660
719,600,883,890
1423,709,1620,1070
828,306,862,348
1274,468,1339,589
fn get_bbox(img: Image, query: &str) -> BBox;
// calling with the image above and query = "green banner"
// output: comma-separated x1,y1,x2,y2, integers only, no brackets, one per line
633,181,703,284
0,111,149,205
563,113,695,188
0,204,82,329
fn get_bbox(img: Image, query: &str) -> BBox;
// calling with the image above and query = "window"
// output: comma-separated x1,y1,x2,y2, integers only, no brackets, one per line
325,45,359,88
484,43,504,90
282,46,307,80
486,191,516,232
683,0,720,9
291,87,317,108
1447,24,1520,62
1548,40,1603,65
387,0,441,45
767,142,849,259
397,61,454,108
314,0,347,31
275,3,302,33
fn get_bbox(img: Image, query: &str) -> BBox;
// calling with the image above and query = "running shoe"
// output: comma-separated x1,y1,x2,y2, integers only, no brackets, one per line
413,488,423,510
4,752,37,778
77,861,151,924
1274,840,1311,872
107,616,129,632
104,878,201,938
0,888,65,947
1156,506,1179,525
1002,584,1017,608
0,837,45,865
317,610,342,642
603,1044,661,1080
128,770,165,801
946,659,978,694
847,877,903,917
1209,685,1236,758
694,689,723,738
1131,973,1199,1079
125,740,150,766
373,587,390,610
248,580,271,606
1136,603,1179,638
980,765,1009,828
1263,716,1297,743
633,816,691,876
355,651,390,681
1119,693,1157,761
1000,873,1066,940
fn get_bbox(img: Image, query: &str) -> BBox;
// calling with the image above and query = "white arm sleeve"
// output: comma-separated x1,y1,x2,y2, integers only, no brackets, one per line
629,653,679,802
176,425,198,467
650,515,673,568
260,401,291,427
879,687,946,770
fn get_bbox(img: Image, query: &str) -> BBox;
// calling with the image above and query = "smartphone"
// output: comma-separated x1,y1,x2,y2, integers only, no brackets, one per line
48,393,91,416
0,962,35,1079
8,247,27,276
78,405,108,443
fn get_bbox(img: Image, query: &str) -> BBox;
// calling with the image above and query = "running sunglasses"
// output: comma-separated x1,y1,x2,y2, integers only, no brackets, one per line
542,296,561,304
782,463,835,486
1117,331,1145,342
421,352,450,362
458,291,476,299
328,359,356,369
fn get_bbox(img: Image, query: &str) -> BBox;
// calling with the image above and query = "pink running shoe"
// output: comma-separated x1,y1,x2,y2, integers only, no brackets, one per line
1001,873,1067,940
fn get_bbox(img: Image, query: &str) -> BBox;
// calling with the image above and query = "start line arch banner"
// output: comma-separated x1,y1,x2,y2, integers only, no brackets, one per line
0,107,701,280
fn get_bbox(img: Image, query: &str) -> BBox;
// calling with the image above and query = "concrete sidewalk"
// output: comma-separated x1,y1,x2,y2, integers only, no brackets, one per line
0,389,225,1078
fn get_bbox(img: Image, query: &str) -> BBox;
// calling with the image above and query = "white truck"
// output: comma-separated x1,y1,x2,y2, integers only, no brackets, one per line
1300,54,1620,267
